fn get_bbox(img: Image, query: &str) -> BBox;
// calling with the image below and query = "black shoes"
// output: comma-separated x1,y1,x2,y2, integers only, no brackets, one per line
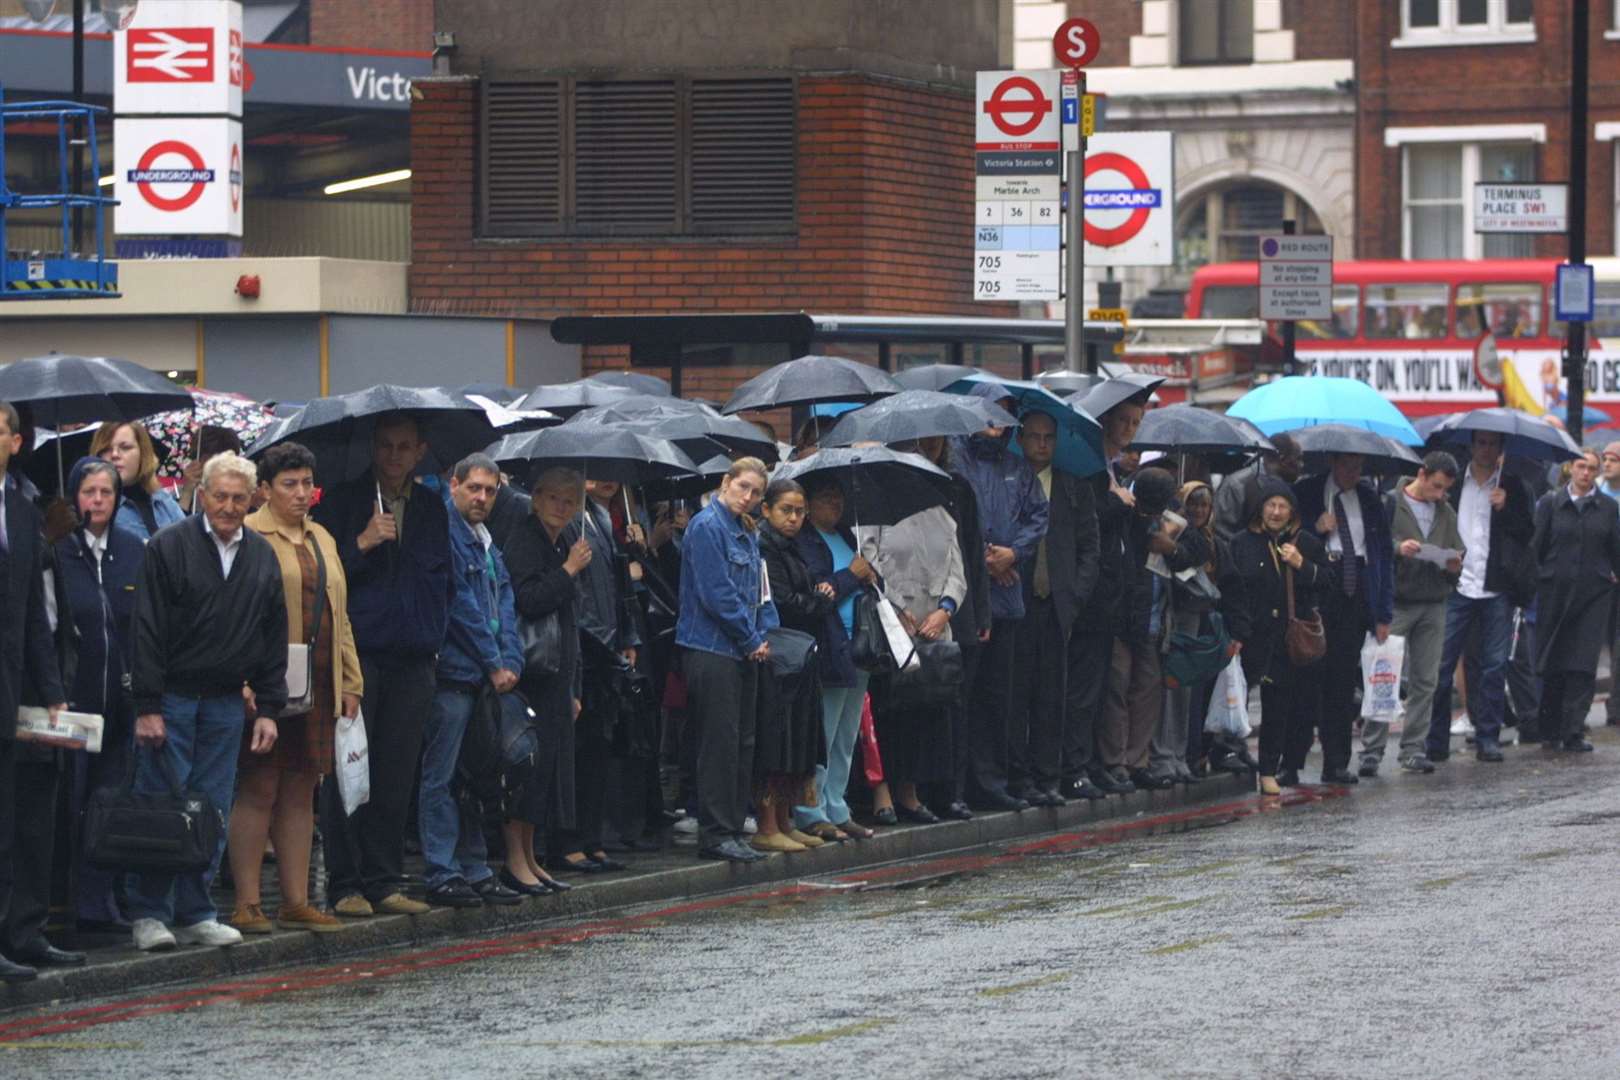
1321,768,1360,785
944,801,974,821
1129,769,1174,791
1061,778,1107,801
1476,742,1505,763
1555,738,1595,753
0,956,37,983
546,856,608,875
585,852,628,872
699,839,765,863
1277,768,1301,787
13,943,85,967
1025,787,1067,808
498,869,551,897
896,803,941,824
976,789,1030,812
426,879,484,909
1092,769,1135,796
1358,758,1380,778
872,806,900,826
1399,755,1437,774
472,877,524,906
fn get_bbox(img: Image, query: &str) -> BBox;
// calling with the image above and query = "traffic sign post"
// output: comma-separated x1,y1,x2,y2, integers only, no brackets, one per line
1258,224,1332,375
1051,18,1098,372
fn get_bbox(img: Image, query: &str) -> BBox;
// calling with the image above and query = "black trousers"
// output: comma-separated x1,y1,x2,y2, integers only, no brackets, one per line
1540,671,1595,744
1293,577,1369,776
552,728,609,855
1063,630,1110,784
0,743,60,958
1009,598,1067,792
685,649,759,848
322,654,433,902
968,617,1020,799
932,640,981,808
1259,669,1311,777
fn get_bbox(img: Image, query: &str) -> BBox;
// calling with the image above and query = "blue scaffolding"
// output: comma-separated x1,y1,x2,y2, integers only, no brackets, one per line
0,85,119,299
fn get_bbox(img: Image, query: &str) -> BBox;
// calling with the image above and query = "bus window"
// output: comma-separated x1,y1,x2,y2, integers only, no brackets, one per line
1591,282,1620,343
1364,283,1448,340
1297,284,1360,340
1199,285,1258,319
1456,283,1542,339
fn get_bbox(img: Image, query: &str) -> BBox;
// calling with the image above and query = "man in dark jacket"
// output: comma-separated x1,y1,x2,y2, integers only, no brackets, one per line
311,413,448,917
1425,431,1535,763
128,451,287,952
1296,453,1395,783
950,384,1048,812
1009,410,1101,805
0,402,68,983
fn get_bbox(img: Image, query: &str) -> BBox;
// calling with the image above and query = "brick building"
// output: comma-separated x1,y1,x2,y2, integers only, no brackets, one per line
408,0,1009,394
1355,1,1620,260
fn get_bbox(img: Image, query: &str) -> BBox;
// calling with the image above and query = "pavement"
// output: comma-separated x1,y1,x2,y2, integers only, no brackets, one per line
4,713,1619,1078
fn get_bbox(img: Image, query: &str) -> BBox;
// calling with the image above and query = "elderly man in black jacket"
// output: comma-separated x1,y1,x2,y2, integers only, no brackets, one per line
1009,410,1102,805
0,402,68,983
128,451,287,953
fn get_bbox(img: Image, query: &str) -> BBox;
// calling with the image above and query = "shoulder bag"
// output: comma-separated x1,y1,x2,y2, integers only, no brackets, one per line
886,638,964,711
1284,561,1327,667
84,749,225,874
518,611,563,678
270,537,326,719
850,589,894,672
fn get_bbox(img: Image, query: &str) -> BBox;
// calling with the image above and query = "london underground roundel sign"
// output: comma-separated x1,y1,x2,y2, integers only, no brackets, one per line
132,139,214,212
1081,131,1175,268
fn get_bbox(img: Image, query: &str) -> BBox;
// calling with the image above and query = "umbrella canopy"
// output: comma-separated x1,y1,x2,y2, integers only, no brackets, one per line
1412,412,1460,441
1033,370,1106,398
819,389,1018,448
1132,404,1276,455
1072,374,1167,422
515,379,644,418
892,363,991,392
458,383,526,405
245,384,500,484
1426,407,1581,463
951,378,1105,477
770,446,954,527
1543,401,1611,430
721,354,901,415
143,388,277,482
1293,423,1424,475
566,396,778,462
0,354,193,428
587,370,672,397
1229,376,1422,445
646,453,732,501
488,424,697,485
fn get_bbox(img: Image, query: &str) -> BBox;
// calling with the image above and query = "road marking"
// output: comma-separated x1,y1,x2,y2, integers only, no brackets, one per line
1161,858,1248,878
1077,895,1176,917
1522,848,1573,861
1287,905,1350,921
1418,874,1472,891
979,973,1070,997
1148,935,1230,956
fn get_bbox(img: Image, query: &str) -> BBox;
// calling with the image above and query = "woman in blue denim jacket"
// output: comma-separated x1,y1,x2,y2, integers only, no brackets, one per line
676,457,779,863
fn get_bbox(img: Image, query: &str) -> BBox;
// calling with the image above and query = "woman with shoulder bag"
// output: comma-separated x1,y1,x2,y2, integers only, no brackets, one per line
1225,477,1333,795
227,442,363,934
1148,480,1224,785
501,467,592,895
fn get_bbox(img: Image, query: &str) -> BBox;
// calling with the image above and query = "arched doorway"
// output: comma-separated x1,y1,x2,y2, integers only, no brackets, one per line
1176,179,1327,273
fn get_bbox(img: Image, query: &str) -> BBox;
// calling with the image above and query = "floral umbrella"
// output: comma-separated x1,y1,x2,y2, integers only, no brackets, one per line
147,388,277,482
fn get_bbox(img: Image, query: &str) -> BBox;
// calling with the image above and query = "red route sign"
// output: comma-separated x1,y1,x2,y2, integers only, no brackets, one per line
1053,17,1101,69
981,75,1054,139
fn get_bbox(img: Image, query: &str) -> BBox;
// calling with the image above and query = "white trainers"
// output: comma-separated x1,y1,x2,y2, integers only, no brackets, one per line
132,918,177,952
172,919,244,948
743,815,758,835
1450,714,1475,737
672,816,699,836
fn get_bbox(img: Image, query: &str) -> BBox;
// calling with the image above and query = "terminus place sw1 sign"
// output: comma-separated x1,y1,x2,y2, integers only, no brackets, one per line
1474,183,1568,234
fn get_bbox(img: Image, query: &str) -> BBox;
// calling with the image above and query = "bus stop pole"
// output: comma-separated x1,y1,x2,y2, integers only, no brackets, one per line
1064,74,1086,373
1566,0,1589,447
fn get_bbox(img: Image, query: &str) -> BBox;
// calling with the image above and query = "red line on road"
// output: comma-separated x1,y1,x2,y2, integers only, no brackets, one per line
0,786,1345,1044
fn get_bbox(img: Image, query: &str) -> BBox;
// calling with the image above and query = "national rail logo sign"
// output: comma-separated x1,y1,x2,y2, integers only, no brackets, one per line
1082,131,1175,268
114,1,244,118
126,27,213,82
115,118,244,237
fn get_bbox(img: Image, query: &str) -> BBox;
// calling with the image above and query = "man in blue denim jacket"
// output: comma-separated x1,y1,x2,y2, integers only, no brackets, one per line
420,454,525,907
676,460,780,862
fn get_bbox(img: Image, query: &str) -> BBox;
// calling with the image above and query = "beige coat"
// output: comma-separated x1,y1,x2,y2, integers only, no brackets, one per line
245,505,363,707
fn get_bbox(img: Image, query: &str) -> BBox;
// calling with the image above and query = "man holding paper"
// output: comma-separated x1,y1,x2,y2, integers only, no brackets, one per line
1361,451,1463,777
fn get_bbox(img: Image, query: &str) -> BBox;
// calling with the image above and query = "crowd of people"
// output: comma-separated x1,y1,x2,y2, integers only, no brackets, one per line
1,382,1618,982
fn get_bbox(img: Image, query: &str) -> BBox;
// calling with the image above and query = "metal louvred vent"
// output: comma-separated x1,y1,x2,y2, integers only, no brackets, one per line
689,79,795,233
482,81,562,236
573,80,678,232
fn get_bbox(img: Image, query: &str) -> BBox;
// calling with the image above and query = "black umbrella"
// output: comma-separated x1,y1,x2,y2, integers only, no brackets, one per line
819,389,1018,448
488,424,697,485
587,370,672,397
1133,405,1276,455
892,364,987,392
721,354,901,415
646,453,732,501
1426,407,1580,463
1293,423,1424,475
1412,412,1459,442
770,446,953,527
1073,373,1166,420
566,396,779,462
515,379,643,418
245,384,499,484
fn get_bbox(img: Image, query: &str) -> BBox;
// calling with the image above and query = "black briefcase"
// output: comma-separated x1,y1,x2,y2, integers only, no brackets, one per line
83,748,224,875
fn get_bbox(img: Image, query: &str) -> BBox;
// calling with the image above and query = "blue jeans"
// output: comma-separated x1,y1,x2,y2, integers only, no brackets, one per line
418,686,493,890
1427,592,1514,756
795,673,869,829
125,692,243,928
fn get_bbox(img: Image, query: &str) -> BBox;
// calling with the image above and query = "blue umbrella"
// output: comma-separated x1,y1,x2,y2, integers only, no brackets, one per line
1542,402,1611,430
950,375,1106,478
1229,376,1422,445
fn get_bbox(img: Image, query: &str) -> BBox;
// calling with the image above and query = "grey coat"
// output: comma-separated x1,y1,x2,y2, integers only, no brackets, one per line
858,507,968,643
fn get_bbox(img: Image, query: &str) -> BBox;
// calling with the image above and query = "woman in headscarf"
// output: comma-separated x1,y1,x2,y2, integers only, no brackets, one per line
1146,480,1223,785
90,420,184,541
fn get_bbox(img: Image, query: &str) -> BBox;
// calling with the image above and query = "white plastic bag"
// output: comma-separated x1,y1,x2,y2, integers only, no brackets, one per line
874,591,922,673
1205,656,1251,739
1359,633,1406,721
335,708,371,816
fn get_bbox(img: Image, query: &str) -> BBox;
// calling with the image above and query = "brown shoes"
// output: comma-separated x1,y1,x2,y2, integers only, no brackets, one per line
227,903,273,935
374,892,431,916
750,832,809,854
277,904,344,934
786,828,825,849
332,894,374,918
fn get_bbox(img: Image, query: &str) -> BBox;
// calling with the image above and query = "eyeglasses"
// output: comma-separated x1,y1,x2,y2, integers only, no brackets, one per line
772,505,808,518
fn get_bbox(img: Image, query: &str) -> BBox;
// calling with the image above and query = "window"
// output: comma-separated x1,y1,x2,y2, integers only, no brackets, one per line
1200,285,1259,319
1176,180,1326,272
1297,285,1361,340
480,76,796,239
1402,142,1535,258
1456,283,1543,339
1365,284,1449,340
1400,0,1534,43
1179,0,1253,65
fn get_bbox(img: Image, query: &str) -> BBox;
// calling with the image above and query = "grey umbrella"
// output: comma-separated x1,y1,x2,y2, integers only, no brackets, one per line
1426,407,1580,463
819,389,1018,448
566,396,779,462
1293,423,1424,475
515,379,644,417
587,370,672,397
1072,373,1166,420
1033,370,1106,398
721,354,901,415
770,446,953,527
892,364,988,392
1133,405,1276,455
488,423,698,485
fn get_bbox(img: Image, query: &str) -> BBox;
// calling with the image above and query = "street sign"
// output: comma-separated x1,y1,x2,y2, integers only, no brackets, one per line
1473,182,1568,234
1080,132,1174,266
1088,307,1128,326
114,0,243,117
1556,263,1595,322
114,117,243,236
1052,17,1101,69
1258,234,1333,321
976,71,1061,301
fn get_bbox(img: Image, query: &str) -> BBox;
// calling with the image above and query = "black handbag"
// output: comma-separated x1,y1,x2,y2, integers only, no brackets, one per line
850,590,894,673
457,684,541,810
886,638,964,711
518,612,563,677
83,748,225,874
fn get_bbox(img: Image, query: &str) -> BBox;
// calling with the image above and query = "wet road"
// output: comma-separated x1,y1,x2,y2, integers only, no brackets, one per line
6,731,1620,1079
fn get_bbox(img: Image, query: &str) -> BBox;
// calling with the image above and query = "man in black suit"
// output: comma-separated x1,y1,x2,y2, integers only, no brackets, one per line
0,400,69,983
1008,411,1102,805
1295,453,1394,784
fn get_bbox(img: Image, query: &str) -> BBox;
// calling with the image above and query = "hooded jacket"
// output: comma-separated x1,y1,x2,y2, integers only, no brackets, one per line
948,383,1049,621
1226,477,1334,683
54,457,144,716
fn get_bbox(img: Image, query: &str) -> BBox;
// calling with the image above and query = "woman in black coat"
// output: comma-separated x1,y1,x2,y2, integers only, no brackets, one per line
501,466,594,895
1225,476,1334,794
1531,449,1620,751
